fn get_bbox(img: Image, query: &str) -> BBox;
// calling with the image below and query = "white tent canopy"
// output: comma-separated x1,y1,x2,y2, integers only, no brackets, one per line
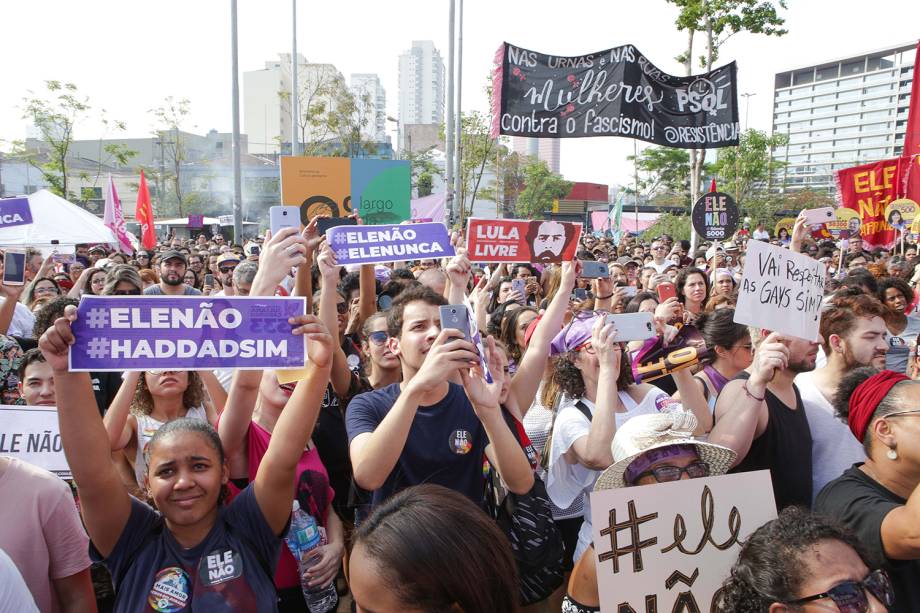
0,190,124,248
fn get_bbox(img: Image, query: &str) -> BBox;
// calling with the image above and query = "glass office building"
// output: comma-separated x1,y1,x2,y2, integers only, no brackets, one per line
772,43,916,194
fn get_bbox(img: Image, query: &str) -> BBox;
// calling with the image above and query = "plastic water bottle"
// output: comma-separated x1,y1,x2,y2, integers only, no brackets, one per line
284,501,338,613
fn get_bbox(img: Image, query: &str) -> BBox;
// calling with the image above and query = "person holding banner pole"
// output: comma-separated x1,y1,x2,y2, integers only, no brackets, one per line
40,307,334,610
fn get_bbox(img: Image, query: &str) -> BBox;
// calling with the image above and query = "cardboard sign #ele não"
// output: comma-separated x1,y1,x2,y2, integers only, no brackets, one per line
590,471,776,612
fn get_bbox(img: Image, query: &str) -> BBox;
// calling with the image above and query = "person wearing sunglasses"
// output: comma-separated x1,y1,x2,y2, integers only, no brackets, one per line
101,264,143,297
361,312,400,390
563,411,736,612
815,367,920,611
717,506,891,612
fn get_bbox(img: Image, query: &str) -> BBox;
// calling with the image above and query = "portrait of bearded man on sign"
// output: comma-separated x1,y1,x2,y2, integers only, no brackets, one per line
524,220,578,263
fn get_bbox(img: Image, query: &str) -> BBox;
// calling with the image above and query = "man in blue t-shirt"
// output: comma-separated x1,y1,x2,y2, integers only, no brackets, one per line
346,285,534,507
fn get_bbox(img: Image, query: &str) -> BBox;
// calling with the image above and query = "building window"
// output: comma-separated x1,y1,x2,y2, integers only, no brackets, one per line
794,69,814,85
842,60,865,76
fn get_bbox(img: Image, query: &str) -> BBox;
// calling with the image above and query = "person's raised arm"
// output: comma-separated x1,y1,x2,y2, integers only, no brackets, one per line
67,268,92,299
0,282,25,336
789,210,808,254
219,227,307,460
316,243,352,397
464,336,535,494
39,307,131,557
293,217,322,308
350,328,481,491
198,371,226,418
445,249,472,306
103,371,141,451
709,332,788,465
470,276,490,338
508,260,577,418
358,264,377,325
567,318,620,470
253,315,333,535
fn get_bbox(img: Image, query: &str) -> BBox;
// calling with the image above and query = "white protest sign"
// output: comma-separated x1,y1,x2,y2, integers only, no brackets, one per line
734,240,826,341
0,405,70,479
591,471,776,613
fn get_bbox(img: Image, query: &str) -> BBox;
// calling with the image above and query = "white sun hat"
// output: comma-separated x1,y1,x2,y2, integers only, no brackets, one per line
594,411,736,491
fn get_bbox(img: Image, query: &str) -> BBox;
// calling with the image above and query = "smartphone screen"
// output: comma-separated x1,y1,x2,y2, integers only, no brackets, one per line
204,273,215,286
2,251,26,286
316,216,357,236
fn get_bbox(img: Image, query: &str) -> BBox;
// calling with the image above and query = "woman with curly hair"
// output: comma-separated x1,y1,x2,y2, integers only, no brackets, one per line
545,299,711,565
103,368,216,491
499,305,539,374
877,276,920,374
716,506,891,612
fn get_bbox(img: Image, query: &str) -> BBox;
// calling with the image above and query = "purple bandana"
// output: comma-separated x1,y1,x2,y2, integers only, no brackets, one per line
624,444,698,485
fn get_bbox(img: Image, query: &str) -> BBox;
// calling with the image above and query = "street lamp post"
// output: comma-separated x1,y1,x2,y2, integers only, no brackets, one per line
230,0,243,242
386,116,400,160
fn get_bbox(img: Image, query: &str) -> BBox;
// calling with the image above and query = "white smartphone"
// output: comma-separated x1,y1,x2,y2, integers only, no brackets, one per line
2,250,26,286
605,312,656,342
269,206,301,235
803,207,836,226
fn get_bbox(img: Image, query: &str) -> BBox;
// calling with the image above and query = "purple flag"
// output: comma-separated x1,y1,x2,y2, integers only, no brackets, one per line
327,222,454,266
0,197,33,229
69,296,307,371
103,176,135,254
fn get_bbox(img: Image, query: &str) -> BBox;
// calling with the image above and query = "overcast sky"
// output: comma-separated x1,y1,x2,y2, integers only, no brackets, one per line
1,0,918,189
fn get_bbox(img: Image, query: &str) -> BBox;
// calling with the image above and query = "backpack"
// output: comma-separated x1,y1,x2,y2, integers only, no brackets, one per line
483,409,565,605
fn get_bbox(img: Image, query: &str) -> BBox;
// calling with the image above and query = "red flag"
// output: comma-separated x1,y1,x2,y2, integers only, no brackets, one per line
135,171,156,250
903,41,920,158
709,178,717,193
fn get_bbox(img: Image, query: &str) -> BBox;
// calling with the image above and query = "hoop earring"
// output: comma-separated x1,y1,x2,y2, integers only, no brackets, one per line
887,447,898,461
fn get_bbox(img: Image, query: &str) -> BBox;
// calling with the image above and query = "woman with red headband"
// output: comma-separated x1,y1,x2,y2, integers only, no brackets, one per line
815,367,920,612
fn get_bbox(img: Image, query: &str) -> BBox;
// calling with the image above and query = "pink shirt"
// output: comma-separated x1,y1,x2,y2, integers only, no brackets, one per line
0,458,91,612
246,421,335,590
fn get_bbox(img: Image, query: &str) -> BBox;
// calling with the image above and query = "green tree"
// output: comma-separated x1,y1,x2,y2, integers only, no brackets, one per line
515,158,572,219
150,96,192,214
482,148,526,218
627,146,691,202
19,81,90,199
403,147,443,196
641,213,692,242
667,0,788,230
709,128,788,203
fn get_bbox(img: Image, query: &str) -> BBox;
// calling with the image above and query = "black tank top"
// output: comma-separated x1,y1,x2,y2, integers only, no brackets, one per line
729,371,813,509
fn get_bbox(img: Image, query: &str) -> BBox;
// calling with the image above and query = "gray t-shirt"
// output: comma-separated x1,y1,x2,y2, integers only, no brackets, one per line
885,312,920,375
143,284,202,296
794,370,865,502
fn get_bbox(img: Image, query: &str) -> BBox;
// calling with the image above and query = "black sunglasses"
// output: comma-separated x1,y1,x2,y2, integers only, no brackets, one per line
111,289,141,296
368,331,388,346
336,302,348,315
785,569,894,612
633,462,710,484
218,266,236,273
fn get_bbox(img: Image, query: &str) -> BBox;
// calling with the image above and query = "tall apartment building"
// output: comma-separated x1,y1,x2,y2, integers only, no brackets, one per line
511,136,561,174
244,53,346,154
397,41,445,151
771,43,916,193
350,73,387,142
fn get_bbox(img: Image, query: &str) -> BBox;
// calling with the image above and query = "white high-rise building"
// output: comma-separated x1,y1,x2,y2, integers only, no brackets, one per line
350,74,387,142
771,43,915,193
244,53,347,154
398,41,445,151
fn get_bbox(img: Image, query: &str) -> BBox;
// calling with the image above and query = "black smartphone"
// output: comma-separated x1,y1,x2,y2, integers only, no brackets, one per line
580,260,610,279
377,294,393,311
2,250,26,286
316,216,358,236
573,287,588,301
439,305,471,341
249,246,260,256
204,273,215,286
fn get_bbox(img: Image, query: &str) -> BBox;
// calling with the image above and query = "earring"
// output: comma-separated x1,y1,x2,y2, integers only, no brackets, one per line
887,447,898,461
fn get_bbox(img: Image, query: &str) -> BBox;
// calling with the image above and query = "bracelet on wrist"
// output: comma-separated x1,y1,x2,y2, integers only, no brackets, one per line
743,381,765,402
596,293,614,300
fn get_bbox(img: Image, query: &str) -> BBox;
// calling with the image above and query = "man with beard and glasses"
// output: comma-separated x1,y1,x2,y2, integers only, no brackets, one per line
142,249,201,296
709,327,819,509
796,293,890,499
524,220,576,263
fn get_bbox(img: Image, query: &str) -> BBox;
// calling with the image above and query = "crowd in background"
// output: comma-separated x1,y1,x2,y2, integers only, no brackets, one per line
0,210,917,612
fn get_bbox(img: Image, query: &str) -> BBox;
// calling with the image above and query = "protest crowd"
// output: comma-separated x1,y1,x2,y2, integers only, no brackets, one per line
0,203,916,613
